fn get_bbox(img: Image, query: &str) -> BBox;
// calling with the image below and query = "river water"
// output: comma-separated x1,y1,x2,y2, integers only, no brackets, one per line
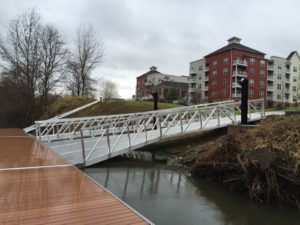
83,158,300,225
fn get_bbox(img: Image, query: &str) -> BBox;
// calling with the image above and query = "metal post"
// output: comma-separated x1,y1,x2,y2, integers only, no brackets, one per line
106,127,111,157
157,117,162,138
80,129,86,165
239,78,248,124
151,92,158,129
180,115,183,133
198,109,203,128
217,107,220,126
144,122,148,143
126,123,131,148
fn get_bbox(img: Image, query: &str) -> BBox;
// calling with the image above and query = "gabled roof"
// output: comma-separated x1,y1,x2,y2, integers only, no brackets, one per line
136,69,161,79
287,51,300,60
205,42,265,58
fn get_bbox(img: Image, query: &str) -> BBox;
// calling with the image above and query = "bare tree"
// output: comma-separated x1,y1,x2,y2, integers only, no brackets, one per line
39,24,68,106
0,9,41,122
67,25,104,96
100,79,118,101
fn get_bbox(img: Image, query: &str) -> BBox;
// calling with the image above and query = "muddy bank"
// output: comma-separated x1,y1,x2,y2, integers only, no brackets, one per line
188,115,300,209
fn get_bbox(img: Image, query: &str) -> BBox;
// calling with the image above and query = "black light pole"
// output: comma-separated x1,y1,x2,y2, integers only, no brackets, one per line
151,92,158,111
151,92,158,129
239,78,248,124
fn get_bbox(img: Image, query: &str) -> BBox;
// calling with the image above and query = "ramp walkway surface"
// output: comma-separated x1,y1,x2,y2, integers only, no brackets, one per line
0,129,152,225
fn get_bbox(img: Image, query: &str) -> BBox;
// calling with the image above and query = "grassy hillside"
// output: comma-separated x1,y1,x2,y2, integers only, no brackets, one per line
72,100,182,117
41,97,182,119
40,96,95,119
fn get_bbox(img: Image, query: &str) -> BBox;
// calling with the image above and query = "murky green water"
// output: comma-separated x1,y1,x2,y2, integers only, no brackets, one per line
84,160,300,225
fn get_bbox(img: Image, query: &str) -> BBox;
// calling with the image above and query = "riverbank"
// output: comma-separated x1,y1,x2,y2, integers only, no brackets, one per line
187,115,300,209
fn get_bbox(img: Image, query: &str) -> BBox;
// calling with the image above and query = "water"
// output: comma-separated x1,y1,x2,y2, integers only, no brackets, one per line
84,159,300,225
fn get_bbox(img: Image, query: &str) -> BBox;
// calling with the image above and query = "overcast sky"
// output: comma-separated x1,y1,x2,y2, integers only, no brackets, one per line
0,0,300,98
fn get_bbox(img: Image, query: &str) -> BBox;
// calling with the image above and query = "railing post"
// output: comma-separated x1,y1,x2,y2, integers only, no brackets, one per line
262,99,265,118
80,129,86,165
198,109,203,128
180,115,183,133
217,107,220,126
126,123,131,148
106,127,111,157
157,116,162,138
232,104,236,123
144,122,148,143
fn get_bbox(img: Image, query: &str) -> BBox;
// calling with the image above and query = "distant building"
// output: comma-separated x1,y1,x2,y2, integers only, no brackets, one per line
267,51,300,106
188,37,267,103
136,66,188,102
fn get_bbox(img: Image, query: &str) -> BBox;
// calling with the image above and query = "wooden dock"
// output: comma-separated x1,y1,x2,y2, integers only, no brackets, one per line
0,129,151,225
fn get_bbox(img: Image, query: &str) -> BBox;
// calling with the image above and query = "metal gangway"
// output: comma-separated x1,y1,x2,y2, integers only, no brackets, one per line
32,99,265,167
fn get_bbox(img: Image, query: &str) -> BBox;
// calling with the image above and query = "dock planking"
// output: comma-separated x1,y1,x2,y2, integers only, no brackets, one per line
0,129,151,225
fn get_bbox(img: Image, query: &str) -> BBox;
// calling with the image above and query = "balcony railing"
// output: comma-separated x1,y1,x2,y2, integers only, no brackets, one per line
232,71,247,77
268,66,274,71
205,67,209,72
188,77,197,83
267,75,274,80
188,87,197,92
232,82,242,88
233,59,248,67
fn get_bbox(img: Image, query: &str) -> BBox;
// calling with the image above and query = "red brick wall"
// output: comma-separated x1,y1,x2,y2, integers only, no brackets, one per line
136,74,148,97
205,49,267,102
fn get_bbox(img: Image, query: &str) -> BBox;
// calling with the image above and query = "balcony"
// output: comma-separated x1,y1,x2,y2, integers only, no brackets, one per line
204,86,208,91
268,65,274,71
188,77,197,83
232,71,247,78
267,85,273,90
267,95,273,100
233,59,248,67
286,69,290,74
188,87,197,92
232,82,242,88
205,67,209,72
267,75,274,80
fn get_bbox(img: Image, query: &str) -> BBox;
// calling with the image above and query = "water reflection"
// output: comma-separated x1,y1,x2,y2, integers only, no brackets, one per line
84,163,300,225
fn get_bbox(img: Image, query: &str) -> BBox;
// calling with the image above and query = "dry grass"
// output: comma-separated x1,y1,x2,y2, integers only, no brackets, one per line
190,115,300,208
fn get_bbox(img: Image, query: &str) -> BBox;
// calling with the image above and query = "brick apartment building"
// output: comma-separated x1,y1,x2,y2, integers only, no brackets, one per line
189,37,267,103
136,66,188,102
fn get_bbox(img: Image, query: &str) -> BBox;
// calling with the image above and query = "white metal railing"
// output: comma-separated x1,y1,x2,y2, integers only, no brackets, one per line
40,99,265,166
233,59,248,66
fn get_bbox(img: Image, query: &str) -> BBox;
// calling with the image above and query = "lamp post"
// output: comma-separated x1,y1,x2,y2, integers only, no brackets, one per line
238,78,248,124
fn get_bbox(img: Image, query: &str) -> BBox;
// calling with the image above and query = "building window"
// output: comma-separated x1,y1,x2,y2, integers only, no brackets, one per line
223,68,228,76
259,80,265,88
278,74,281,80
223,79,228,86
250,68,255,76
223,58,229,64
293,76,297,82
260,70,265,77
212,91,216,96
278,66,282,70
260,60,265,67
212,80,217,88
213,70,218,78
277,94,282,100
222,89,228,96
294,66,297,72
249,89,254,97
249,79,254,86
259,91,264,98
293,86,297,92
198,84,202,89
250,58,255,65
277,84,281,90
293,96,297,102
213,60,218,67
